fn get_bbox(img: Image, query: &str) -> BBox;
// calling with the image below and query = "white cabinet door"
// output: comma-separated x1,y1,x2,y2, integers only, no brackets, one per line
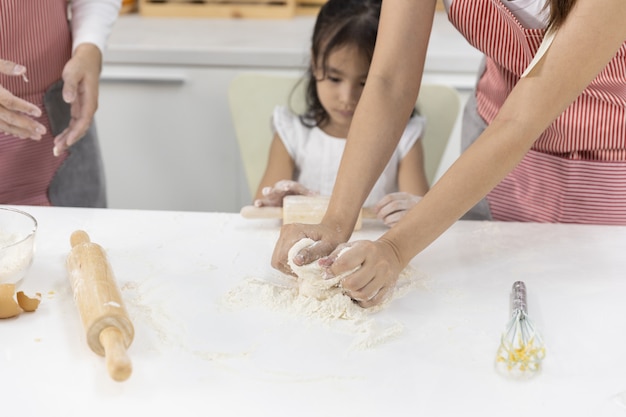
96,65,250,212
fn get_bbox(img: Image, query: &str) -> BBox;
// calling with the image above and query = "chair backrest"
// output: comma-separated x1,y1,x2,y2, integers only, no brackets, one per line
415,83,461,185
228,72,461,199
228,73,305,198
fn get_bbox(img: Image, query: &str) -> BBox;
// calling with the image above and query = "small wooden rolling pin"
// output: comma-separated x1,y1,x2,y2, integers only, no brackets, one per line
240,195,376,230
66,230,134,382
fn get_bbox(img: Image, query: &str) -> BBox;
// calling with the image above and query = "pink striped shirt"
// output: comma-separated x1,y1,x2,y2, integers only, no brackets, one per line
0,0,71,205
449,0,626,224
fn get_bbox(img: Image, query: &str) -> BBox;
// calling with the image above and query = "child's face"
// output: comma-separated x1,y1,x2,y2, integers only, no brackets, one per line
313,44,369,137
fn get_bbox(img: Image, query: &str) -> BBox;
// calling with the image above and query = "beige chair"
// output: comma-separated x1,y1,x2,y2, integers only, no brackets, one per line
228,72,461,199
415,82,461,185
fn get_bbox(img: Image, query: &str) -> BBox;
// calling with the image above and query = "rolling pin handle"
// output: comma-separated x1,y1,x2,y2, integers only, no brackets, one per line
99,327,133,382
70,230,91,248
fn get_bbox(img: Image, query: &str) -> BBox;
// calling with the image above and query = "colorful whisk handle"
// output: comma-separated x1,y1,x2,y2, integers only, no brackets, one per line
511,281,527,314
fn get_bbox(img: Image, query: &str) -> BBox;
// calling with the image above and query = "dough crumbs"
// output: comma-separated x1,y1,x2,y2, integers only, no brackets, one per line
221,238,428,351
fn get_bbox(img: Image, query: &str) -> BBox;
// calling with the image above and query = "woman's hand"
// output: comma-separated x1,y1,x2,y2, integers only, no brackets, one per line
271,221,346,276
319,238,404,308
0,59,46,140
254,180,317,207
374,192,422,228
52,43,103,156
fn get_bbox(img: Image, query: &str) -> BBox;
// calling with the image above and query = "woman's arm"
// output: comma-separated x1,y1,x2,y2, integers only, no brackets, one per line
380,0,626,267
52,0,121,155
271,0,437,273
322,0,437,238
70,0,121,53
332,0,626,307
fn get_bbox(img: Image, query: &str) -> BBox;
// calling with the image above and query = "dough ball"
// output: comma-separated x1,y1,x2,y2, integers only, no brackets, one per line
287,238,350,300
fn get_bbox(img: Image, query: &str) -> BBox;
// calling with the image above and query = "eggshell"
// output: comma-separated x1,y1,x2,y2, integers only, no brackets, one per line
0,283,23,319
16,291,41,312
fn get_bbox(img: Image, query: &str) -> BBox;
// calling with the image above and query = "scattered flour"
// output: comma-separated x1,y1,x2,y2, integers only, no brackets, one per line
120,280,175,349
221,238,428,351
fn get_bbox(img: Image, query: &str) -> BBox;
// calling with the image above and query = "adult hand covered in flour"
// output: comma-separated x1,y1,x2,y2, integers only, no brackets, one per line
319,239,404,308
374,192,422,228
271,222,346,276
287,238,358,300
253,180,317,208
0,59,46,140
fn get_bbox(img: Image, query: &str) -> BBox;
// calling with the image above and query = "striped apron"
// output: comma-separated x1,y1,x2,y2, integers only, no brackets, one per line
449,0,626,224
0,0,71,205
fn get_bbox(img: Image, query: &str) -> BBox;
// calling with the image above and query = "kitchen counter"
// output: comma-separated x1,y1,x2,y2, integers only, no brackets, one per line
104,12,483,82
3,205,626,416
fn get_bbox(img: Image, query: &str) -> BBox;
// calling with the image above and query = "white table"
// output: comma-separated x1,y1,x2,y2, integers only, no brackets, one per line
3,205,626,416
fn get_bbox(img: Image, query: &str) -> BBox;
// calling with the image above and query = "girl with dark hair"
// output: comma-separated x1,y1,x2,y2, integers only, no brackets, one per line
254,0,429,228
272,0,626,308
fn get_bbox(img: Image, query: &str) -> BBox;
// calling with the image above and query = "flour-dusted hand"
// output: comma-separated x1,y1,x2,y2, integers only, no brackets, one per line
52,43,102,156
374,192,422,228
254,179,317,207
0,59,46,140
271,222,345,276
319,239,404,308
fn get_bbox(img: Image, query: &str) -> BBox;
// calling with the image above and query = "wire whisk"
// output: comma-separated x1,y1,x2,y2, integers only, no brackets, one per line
495,281,546,376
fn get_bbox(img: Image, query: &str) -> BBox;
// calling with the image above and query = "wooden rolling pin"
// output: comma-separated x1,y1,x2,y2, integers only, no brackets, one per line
240,195,376,230
66,230,134,382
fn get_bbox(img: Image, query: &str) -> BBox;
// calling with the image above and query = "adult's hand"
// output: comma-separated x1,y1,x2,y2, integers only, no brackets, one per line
0,59,46,140
271,222,346,276
374,192,422,228
52,43,102,156
254,179,317,207
319,238,404,308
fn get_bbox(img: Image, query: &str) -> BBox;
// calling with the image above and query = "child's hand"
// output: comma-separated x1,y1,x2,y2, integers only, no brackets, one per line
254,180,317,207
373,192,422,228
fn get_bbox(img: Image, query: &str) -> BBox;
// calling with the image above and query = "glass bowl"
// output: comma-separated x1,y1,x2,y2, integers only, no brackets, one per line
0,207,37,285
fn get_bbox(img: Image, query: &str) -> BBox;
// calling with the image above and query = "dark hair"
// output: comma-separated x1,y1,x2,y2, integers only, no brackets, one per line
295,0,382,128
289,0,576,123
546,0,577,31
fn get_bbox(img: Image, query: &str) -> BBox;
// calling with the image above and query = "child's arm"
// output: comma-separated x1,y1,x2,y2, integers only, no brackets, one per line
254,133,314,207
254,133,295,199
373,140,429,227
254,133,295,200
397,140,429,196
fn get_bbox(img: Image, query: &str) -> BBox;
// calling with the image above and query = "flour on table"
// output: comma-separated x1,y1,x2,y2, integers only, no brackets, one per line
221,238,428,350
